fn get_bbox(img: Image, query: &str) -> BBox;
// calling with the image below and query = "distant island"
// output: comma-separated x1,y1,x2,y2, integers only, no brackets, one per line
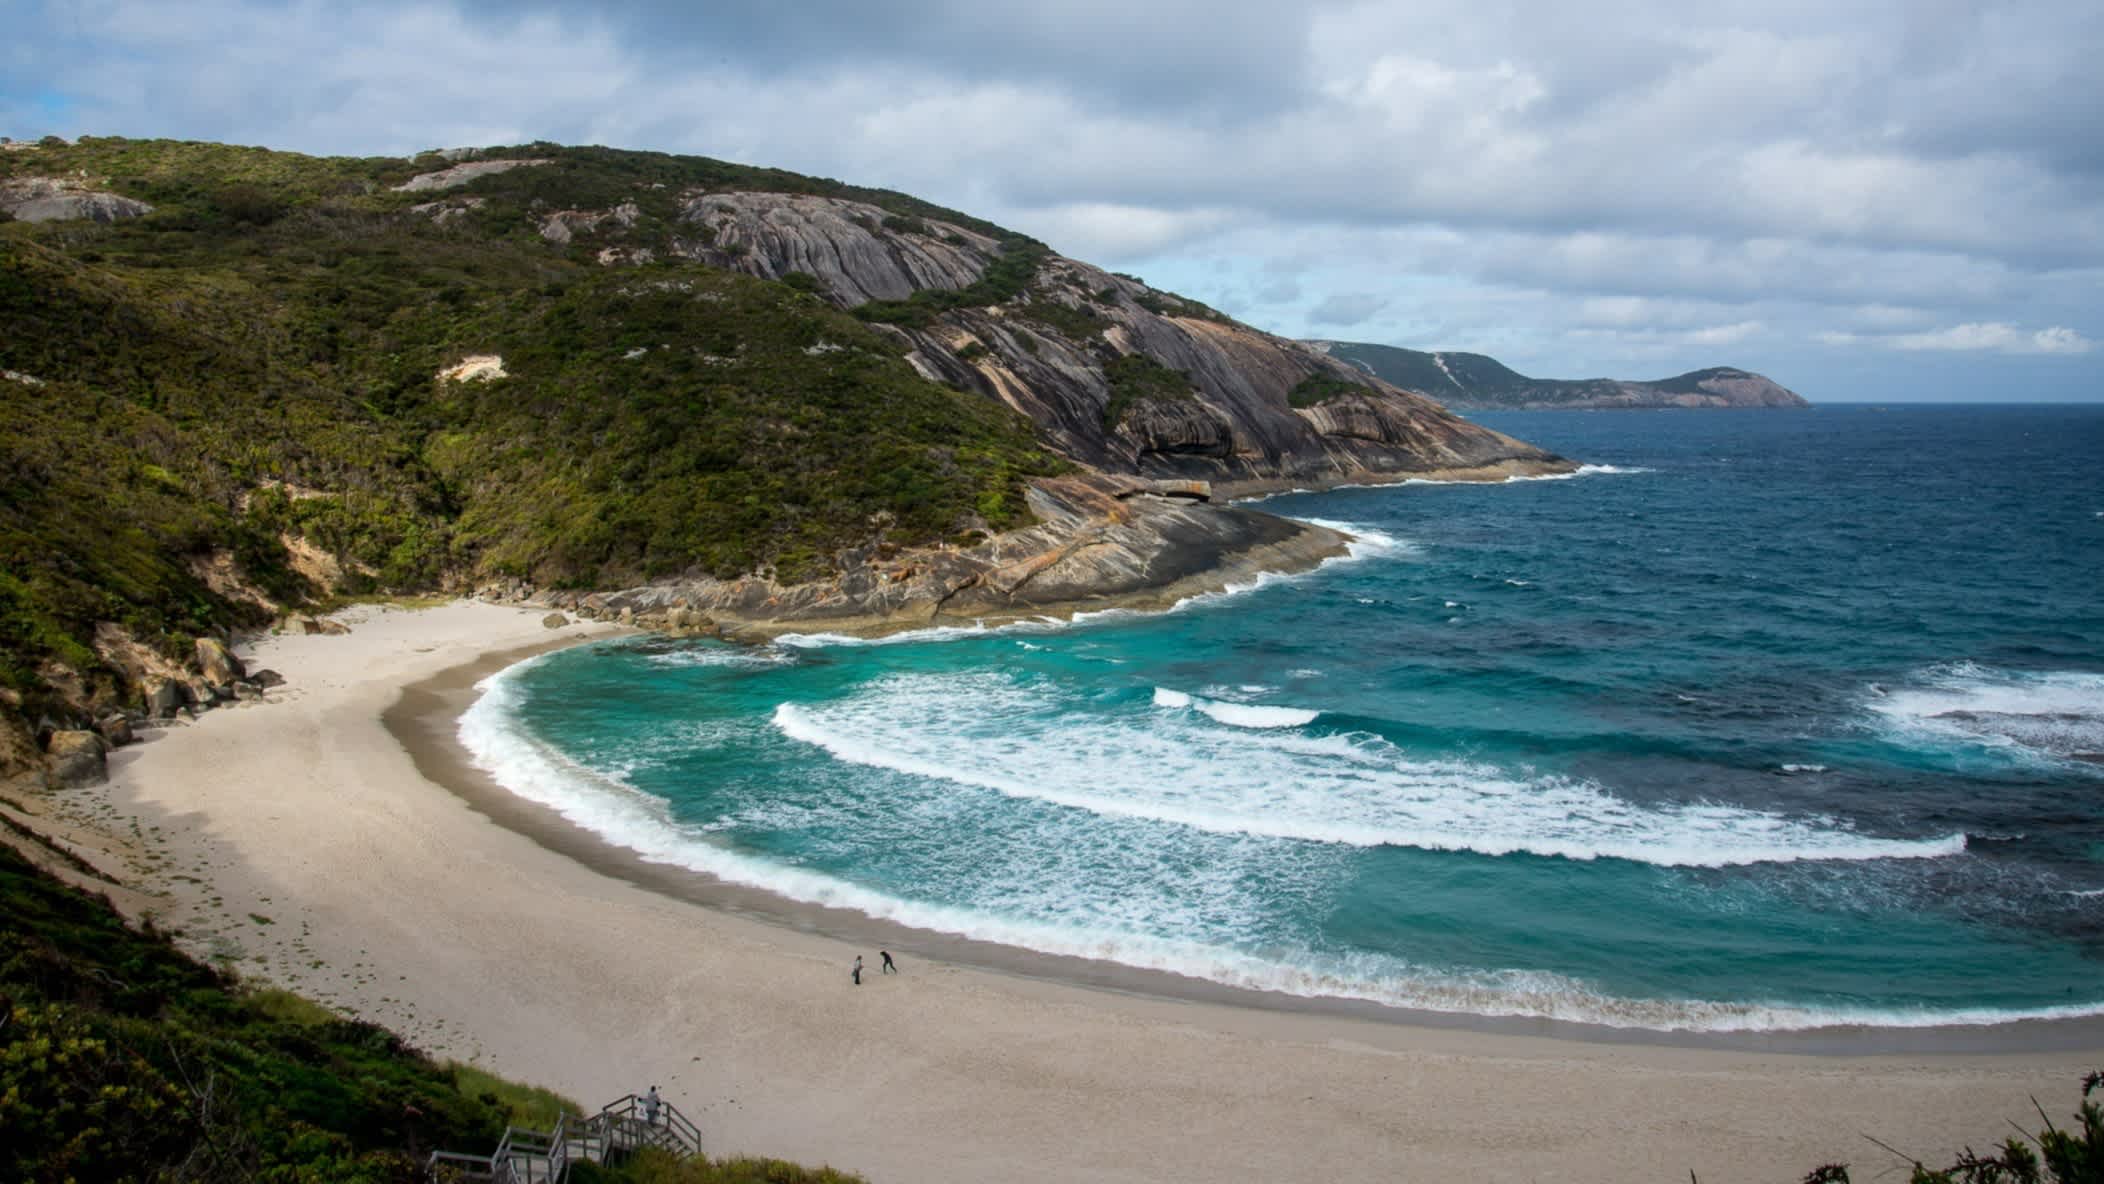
1311,340,1810,411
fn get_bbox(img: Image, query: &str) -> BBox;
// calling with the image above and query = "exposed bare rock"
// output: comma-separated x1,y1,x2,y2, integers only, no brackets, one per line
541,200,640,244
438,355,507,383
91,622,189,700
4,369,45,387
675,192,998,305
1122,398,1238,459
392,158,549,192
0,176,153,223
95,715,134,747
45,730,108,788
148,678,186,720
409,196,484,226
196,637,245,686
596,473,1351,638
681,192,1566,492
542,613,570,629
1,709,41,782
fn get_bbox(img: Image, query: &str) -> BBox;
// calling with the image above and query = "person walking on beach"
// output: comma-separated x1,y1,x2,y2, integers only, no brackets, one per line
642,1085,661,1127
851,955,863,985
880,950,897,974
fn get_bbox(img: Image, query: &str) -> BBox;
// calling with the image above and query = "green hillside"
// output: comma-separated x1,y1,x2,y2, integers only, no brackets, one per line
0,137,1063,740
1316,340,1807,410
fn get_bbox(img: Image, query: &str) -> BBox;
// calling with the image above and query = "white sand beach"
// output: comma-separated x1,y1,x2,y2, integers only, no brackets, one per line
52,599,2102,1183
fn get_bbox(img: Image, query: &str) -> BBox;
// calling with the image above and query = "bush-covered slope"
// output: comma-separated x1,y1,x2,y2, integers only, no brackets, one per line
0,838,867,1183
0,137,1063,749
0,837,515,1181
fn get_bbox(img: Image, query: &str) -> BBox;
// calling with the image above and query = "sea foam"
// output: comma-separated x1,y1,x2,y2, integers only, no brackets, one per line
771,673,1963,868
463,660,2075,1033
1153,686,1319,728
1869,663,2104,767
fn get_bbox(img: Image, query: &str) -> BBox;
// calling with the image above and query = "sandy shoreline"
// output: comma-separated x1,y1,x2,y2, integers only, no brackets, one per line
58,600,2104,1182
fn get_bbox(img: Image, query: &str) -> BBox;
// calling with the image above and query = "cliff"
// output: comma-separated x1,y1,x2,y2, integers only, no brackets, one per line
1313,341,1810,411
659,192,1560,491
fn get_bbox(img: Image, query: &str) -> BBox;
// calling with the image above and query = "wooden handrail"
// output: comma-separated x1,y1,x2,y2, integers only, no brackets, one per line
428,1092,701,1182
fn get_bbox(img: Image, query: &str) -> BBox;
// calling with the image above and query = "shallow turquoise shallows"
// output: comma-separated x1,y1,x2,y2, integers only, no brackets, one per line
463,405,2104,1031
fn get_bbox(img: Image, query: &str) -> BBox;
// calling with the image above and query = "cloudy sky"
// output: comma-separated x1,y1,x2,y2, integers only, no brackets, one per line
9,0,2102,400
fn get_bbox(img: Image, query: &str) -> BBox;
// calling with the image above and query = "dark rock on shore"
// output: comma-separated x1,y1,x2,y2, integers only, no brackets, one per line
44,730,108,787
576,474,1353,638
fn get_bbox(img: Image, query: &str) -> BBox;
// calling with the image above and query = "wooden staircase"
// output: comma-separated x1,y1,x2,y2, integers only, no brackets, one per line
428,1093,702,1182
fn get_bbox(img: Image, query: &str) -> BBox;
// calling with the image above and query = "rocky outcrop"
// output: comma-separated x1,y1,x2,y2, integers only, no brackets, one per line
392,159,549,192
196,637,245,687
670,192,1566,492
1314,341,1811,411
556,473,1350,639
677,192,996,304
410,196,484,226
541,201,640,244
438,355,507,383
0,177,153,223
44,730,108,788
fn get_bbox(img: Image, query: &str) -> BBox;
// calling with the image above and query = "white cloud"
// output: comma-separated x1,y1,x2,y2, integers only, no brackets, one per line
1822,323,2094,355
5,0,2101,398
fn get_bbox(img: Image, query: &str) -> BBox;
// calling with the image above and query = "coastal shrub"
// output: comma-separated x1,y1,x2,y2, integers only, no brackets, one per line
1287,371,1367,408
0,840,516,1181
852,235,1049,327
1101,352,1197,429
448,1062,585,1130
1020,296,1108,340
1798,1074,2102,1184
612,1147,868,1183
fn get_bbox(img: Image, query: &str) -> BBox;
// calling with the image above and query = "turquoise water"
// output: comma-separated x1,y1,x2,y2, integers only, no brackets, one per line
464,405,2104,1031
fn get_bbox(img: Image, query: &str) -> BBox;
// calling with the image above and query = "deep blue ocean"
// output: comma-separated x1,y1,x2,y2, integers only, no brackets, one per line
463,405,2104,1031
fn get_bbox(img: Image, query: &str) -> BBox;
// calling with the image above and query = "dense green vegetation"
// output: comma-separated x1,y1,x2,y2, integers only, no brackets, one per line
1286,372,1368,408
1100,353,1197,429
850,235,1050,329
1020,295,1110,341
0,137,1064,729
0,838,864,1182
0,838,514,1181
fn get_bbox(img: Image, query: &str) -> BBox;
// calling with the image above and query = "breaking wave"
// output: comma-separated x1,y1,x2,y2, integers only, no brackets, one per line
1869,663,2104,767
770,673,1962,868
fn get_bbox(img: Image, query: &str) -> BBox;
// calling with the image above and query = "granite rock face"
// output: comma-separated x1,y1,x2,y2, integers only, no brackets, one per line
678,192,997,304
669,193,1564,492
392,158,550,192
0,177,154,223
